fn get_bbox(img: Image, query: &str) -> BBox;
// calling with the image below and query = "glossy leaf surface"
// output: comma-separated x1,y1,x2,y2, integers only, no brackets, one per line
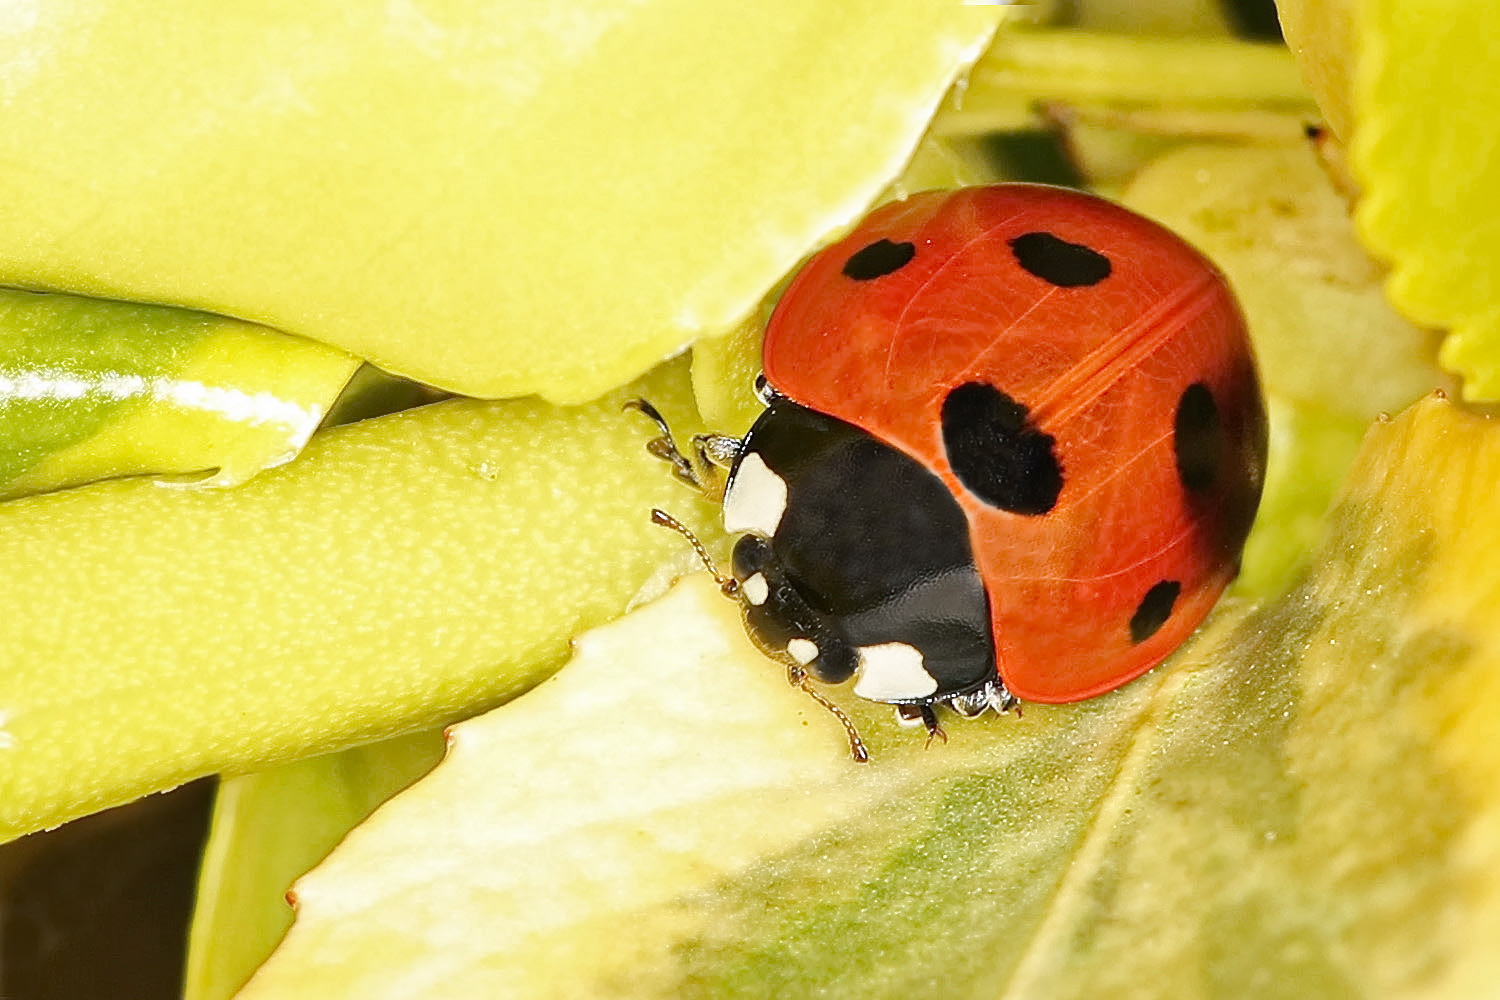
239,395,1500,998
0,289,357,498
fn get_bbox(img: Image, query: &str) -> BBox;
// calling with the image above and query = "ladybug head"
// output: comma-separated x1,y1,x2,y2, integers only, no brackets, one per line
730,534,858,686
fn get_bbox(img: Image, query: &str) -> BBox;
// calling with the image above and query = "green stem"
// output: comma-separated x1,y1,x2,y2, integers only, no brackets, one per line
961,30,1316,110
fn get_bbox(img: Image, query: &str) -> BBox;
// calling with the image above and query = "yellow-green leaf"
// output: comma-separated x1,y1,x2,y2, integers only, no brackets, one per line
234,393,1500,998
961,30,1311,110
1238,396,1366,597
184,731,445,1000
1276,0,1356,140
0,1,1004,401
0,290,357,498
1353,2,1500,400
0,356,714,843
1123,142,1445,593
1124,143,1443,418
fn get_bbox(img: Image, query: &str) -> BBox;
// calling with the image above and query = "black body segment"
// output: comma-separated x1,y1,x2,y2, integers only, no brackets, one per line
731,534,860,684
726,400,995,703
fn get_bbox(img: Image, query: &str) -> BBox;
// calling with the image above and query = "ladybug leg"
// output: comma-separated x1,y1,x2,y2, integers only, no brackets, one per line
987,683,1021,716
949,680,1021,720
625,399,741,501
948,689,990,719
894,704,947,745
624,399,707,490
691,432,743,474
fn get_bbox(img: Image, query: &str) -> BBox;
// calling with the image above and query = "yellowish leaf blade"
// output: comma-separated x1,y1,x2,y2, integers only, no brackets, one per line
1353,2,1500,400
0,357,711,842
184,731,445,1000
0,1,1004,401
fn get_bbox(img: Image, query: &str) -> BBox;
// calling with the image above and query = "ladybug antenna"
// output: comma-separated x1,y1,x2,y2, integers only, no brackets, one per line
650,508,870,765
649,508,739,599
791,669,871,764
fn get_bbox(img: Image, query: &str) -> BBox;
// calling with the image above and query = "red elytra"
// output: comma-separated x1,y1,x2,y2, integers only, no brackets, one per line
761,184,1266,703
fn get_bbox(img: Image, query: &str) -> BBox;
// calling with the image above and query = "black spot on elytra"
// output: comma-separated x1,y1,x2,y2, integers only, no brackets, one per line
1009,232,1111,287
941,382,1062,516
1129,580,1181,644
1174,382,1222,493
842,239,915,281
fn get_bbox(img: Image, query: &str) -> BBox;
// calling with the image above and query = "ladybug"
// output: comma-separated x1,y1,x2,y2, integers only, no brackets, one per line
634,183,1266,760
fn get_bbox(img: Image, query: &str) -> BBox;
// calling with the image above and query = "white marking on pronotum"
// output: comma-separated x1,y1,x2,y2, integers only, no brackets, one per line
786,637,819,666
741,572,770,607
853,642,939,701
721,452,788,537
0,709,15,750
